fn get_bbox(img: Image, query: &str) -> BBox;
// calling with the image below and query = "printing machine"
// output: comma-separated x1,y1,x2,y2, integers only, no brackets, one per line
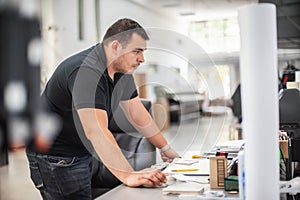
166,91,204,123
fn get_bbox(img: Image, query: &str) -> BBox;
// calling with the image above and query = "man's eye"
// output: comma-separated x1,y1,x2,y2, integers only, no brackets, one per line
133,49,143,55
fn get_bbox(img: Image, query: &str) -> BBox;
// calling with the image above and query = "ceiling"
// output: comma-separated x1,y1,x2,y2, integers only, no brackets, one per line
128,0,257,21
259,0,300,49
127,0,300,50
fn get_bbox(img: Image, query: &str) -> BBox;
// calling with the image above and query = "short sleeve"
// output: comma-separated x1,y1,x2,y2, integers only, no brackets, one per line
113,73,138,101
69,66,107,110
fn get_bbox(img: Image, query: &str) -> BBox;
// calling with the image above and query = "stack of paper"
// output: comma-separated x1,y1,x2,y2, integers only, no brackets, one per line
204,140,245,159
162,182,205,195
214,140,245,152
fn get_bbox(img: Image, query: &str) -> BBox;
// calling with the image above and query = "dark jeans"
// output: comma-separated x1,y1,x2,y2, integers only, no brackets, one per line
26,149,93,200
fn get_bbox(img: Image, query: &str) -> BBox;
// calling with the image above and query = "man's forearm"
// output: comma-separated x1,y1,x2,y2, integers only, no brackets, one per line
86,129,134,183
130,112,168,149
121,98,169,150
146,132,168,149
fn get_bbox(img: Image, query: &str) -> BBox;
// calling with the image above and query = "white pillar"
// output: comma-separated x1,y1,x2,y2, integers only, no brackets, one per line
238,3,279,200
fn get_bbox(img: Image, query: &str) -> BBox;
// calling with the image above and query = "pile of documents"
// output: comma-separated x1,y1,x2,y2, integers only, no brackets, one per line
162,158,210,195
203,140,245,159
162,181,205,195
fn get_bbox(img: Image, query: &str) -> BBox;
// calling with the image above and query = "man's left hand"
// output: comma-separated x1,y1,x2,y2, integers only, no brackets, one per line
160,148,180,162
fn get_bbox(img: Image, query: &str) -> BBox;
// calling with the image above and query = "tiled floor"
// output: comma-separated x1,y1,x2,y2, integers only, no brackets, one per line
0,113,234,200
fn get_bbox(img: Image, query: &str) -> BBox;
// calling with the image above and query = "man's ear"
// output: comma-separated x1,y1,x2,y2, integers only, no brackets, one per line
111,40,121,54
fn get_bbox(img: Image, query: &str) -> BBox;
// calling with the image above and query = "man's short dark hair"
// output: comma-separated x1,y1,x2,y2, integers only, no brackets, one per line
103,18,149,47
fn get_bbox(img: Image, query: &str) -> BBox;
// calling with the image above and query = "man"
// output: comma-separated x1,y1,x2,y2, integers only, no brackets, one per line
26,18,179,199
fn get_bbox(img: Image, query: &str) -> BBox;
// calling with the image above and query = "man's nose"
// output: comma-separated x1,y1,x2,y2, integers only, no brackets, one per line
138,52,145,63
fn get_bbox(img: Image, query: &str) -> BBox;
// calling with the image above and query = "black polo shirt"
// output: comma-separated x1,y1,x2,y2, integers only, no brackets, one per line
36,43,138,157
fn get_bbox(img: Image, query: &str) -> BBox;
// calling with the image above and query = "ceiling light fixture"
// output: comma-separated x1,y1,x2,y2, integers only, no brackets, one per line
179,12,195,16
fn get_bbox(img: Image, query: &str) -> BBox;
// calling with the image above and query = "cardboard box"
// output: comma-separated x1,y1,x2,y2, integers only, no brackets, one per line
133,73,147,98
280,140,288,159
153,98,170,131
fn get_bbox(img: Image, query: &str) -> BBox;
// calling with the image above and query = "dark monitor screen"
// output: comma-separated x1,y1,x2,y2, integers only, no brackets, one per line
279,88,300,163
231,84,242,121
279,88,300,130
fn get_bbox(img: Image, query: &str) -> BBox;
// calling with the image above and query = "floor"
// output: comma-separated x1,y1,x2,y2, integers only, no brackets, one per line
0,112,234,200
0,150,42,200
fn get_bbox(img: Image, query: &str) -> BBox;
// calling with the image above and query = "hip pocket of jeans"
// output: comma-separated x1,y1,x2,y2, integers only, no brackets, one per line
29,161,44,190
47,156,76,167
52,156,92,195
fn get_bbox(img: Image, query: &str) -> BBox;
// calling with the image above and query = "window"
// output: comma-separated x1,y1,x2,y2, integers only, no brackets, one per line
189,18,240,53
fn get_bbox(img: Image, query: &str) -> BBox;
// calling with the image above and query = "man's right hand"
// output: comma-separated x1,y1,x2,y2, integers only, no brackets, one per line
124,168,167,187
